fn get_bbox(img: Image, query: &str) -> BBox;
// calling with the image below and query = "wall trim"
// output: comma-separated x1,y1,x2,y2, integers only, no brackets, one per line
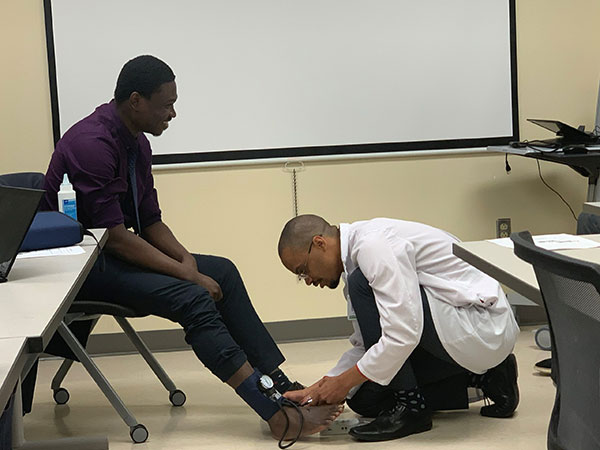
85,316,354,357
71,305,544,358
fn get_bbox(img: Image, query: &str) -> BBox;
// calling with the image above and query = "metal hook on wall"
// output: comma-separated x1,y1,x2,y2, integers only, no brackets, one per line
283,160,305,217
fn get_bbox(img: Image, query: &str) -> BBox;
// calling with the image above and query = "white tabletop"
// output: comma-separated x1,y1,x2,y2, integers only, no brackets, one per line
583,202,600,215
0,337,28,411
0,229,107,352
453,234,600,305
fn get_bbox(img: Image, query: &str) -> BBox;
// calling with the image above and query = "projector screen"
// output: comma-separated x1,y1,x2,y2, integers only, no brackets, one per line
45,0,518,165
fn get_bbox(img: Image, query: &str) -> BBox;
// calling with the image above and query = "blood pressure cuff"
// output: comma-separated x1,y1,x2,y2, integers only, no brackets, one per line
19,211,84,252
235,369,282,421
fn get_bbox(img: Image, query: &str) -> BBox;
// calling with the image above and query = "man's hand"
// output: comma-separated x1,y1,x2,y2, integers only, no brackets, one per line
311,376,353,405
107,223,224,300
191,271,223,301
283,381,323,405
181,253,199,273
282,376,349,405
179,254,223,301
284,366,368,406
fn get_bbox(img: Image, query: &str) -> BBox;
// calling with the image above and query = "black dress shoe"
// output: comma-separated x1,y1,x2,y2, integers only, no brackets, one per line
480,353,519,418
534,358,551,375
348,404,432,442
287,381,305,391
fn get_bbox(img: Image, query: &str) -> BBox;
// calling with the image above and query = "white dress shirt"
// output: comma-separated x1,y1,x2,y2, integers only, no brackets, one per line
327,218,519,387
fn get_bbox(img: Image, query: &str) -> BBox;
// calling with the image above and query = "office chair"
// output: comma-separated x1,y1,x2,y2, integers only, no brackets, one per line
0,172,186,444
512,231,600,450
0,172,45,190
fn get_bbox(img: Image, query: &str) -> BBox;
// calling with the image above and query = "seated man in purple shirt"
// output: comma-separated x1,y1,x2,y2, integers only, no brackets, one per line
42,55,342,441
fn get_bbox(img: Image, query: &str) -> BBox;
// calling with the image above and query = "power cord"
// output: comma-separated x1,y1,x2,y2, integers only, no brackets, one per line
505,153,511,173
535,160,577,221
509,140,579,221
523,140,560,153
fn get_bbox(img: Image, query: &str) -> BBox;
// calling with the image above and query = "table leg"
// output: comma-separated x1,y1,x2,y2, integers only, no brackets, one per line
11,379,108,450
592,182,600,202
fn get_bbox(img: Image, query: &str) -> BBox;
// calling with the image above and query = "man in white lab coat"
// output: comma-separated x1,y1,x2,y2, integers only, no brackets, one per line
278,215,520,442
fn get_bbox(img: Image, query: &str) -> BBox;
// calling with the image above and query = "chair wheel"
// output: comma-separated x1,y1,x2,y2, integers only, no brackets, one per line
169,389,186,407
535,326,552,351
130,424,148,443
53,388,70,405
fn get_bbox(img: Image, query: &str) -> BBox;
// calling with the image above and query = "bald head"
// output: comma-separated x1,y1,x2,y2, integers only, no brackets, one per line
278,214,344,289
278,214,335,256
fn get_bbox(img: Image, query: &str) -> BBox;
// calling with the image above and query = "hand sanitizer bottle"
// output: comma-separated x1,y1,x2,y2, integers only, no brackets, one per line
58,173,77,220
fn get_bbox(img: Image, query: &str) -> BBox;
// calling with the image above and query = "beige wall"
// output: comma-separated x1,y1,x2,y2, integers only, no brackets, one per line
0,1,53,173
1,1,599,333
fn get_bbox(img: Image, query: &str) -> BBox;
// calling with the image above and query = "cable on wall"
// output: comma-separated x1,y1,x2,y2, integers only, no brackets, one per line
535,160,577,222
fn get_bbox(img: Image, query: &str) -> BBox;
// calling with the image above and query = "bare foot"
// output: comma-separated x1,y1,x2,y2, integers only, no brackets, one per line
268,404,344,440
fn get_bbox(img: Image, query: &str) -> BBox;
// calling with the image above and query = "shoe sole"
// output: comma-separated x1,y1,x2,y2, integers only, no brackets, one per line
348,420,433,442
534,366,551,375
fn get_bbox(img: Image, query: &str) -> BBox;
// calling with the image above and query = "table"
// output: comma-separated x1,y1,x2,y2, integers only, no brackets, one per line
0,338,27,416
0,230,108,353
452,234,600,303
583,201,600,215
0,229,109,450
488,145,600,202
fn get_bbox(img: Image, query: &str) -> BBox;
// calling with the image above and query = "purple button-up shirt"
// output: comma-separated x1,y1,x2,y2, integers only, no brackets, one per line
42,101,162,231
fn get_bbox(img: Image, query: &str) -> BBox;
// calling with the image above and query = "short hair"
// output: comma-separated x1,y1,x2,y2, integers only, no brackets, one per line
278,214,333,256
114,55,175,104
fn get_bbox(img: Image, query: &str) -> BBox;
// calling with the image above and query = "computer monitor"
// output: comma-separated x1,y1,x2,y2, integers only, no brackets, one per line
527,119,599,145
0,186,44,282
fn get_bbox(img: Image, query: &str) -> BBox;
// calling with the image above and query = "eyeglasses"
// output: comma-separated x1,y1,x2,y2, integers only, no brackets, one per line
297,235,321,281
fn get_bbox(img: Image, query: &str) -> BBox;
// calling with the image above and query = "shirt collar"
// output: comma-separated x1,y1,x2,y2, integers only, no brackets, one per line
339,223,351,275
108,100,139,149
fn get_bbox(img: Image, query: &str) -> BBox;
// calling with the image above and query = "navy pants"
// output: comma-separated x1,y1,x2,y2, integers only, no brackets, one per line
76,253,284,382
346,268,469,416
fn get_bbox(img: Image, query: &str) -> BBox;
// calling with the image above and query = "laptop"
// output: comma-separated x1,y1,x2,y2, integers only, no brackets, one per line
0,185,44,283
527,119,599,145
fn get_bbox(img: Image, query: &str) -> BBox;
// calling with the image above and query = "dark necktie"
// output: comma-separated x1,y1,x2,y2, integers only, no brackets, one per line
127,148,142,235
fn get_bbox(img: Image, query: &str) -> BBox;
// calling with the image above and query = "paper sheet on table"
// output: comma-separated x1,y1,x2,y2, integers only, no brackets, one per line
16,246,85,259
487,234,600,250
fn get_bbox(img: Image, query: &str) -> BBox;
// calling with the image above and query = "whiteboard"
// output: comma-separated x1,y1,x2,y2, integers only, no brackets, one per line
45,0,518,164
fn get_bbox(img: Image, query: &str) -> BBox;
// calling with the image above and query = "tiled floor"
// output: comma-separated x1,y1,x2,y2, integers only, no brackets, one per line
24,326,554,449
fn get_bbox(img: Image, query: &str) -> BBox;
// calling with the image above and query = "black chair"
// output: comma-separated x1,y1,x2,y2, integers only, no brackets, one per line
512,231,600,450
0,172,45,190
0,172,186,444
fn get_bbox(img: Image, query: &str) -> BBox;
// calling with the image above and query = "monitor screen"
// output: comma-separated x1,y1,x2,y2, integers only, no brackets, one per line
0,187,44,281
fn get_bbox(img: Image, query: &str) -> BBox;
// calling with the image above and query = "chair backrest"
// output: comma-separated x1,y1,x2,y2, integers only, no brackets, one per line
0,173,45,214
577,212,600,235
0,172,45,190
512,231,600,450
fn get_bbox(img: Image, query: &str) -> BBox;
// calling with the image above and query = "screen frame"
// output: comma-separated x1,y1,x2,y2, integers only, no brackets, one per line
43,0,520,166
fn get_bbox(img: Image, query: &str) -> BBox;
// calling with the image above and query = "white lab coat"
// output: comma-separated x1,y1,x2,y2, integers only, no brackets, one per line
327,218,519,387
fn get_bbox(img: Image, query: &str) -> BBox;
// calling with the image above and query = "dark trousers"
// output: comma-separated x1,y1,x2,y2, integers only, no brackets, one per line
346,268,469,417
75,253,284,382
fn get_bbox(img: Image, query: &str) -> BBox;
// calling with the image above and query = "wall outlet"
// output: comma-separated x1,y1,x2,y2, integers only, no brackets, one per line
496,218,511,238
